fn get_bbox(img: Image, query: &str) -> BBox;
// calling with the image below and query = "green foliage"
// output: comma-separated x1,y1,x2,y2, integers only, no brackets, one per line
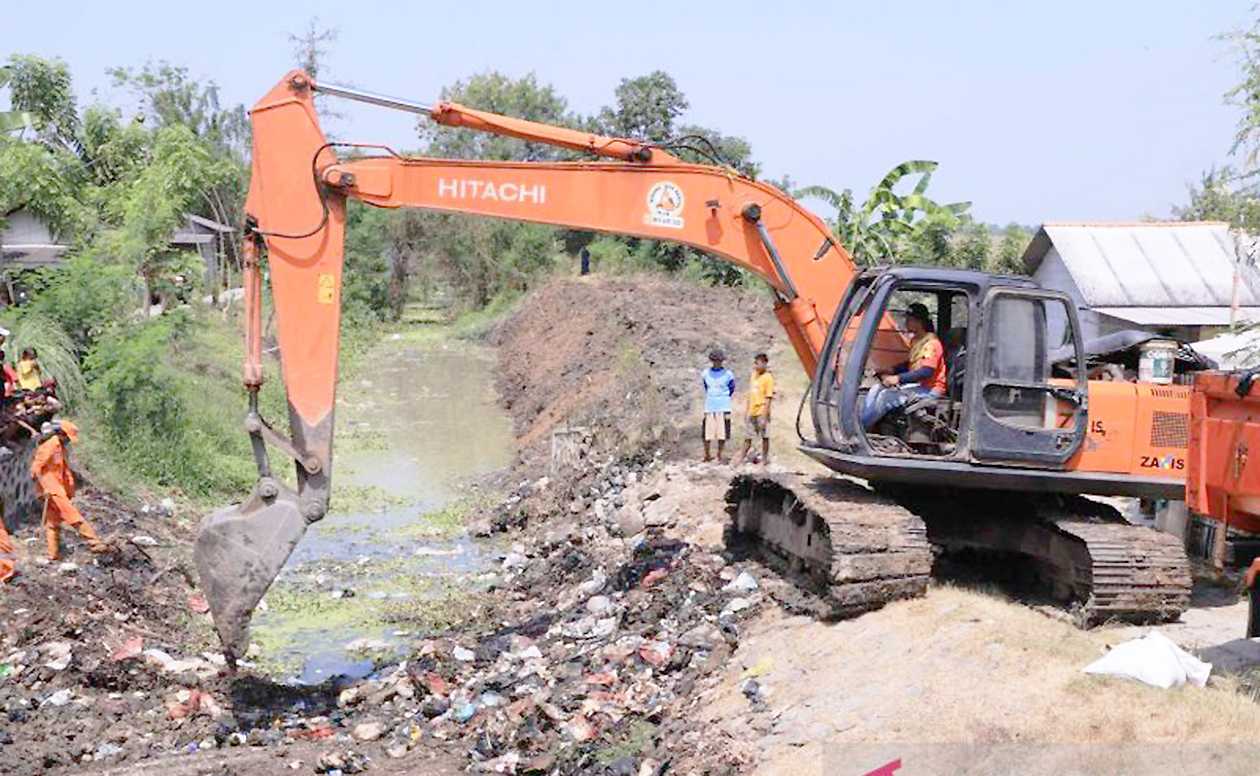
83,310,258,497
992,224,1033,274
1224,16,1260,170
84,315,195,485
672,123,759,177
595,71,689,142
108,62,248,159
343,202,395,323
586,72,759,282
3,55,78,150
78,105,148,187
420,71,575,161
797,160,971,265
17,251,136,352
1174,166,1260,227
0,139,88,237
0,67,32,136
1,312,86,410
585,236,651,275
424,214,561,308
107,123,236,301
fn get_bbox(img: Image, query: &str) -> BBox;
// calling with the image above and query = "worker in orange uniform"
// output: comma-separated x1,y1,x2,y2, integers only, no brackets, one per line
0,519,16,582
32,420,108,560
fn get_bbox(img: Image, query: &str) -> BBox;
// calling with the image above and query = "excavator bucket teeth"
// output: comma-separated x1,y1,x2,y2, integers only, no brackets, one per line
194,485,308,662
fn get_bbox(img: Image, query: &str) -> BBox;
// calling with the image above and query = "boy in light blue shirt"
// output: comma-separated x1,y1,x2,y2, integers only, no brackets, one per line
701,350,736,462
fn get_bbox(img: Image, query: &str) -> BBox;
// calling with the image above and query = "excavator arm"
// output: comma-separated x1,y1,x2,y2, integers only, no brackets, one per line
195,71,867,661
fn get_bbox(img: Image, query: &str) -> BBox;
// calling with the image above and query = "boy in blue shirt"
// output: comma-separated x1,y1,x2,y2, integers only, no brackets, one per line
701,350,736,462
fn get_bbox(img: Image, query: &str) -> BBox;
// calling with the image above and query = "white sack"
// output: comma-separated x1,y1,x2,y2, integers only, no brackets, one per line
1083,631,1211,689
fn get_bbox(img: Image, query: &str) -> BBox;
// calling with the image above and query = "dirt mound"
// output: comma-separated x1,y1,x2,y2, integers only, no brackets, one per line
490,275,779,468
0,489,223,774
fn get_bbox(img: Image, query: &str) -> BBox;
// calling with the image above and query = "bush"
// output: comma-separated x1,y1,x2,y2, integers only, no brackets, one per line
83,309,256,498
586,236,655,275
16,249,137,353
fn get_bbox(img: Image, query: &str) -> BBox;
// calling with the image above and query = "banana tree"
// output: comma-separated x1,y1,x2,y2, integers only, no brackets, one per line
797,160,970,264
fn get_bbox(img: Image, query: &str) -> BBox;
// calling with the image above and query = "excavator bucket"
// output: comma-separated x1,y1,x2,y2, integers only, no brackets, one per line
194,484,308,663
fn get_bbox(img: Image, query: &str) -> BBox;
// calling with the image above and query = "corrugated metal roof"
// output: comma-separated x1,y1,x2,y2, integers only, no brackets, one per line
1093,306,1260,326
1022,221,1260,308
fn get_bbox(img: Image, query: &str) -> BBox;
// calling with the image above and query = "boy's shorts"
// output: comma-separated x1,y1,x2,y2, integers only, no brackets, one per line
703,412,731,441
746,414,770,440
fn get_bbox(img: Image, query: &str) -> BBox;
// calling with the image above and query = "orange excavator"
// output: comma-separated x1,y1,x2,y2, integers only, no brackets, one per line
197,71,1226,661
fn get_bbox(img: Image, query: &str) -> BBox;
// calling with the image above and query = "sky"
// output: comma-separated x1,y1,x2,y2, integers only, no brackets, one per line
5,0,1252,225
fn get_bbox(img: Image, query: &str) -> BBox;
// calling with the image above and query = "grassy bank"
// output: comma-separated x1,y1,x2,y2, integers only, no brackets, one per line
77,301,383,510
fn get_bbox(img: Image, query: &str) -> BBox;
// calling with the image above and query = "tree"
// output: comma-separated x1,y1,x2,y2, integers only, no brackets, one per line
289,17,338,82
0,66,32,135
1174,166,1260,227
797,160,970,265
672,124,759,177
0,138,89,238
108,62,248,287
3,55,78,151
1224,15,1260,172
288,17,342,126
107,62,248,161
106,124,236,310
595,71,689,142
420,71,574,161
993,224,1032,274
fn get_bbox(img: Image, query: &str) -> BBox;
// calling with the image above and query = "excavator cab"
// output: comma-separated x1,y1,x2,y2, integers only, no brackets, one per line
806,267,1089,485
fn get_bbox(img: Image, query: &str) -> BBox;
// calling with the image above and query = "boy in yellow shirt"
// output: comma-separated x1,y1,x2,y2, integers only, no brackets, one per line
736,353,775,465
17,347,42,391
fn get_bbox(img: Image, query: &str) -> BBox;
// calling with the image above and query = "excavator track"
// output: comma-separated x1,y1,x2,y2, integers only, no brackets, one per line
727,475,1191,626
888,488,1192,625
726,473,933,618
1049,518,1192,624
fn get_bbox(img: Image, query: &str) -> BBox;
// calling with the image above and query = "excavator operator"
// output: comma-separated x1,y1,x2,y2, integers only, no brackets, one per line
861,303,947,429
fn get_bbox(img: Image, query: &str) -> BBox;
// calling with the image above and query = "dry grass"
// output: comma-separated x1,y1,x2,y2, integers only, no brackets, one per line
704,585,1260,775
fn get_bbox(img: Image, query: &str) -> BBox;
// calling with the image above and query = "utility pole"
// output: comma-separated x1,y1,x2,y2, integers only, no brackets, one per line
1232,213,1256,331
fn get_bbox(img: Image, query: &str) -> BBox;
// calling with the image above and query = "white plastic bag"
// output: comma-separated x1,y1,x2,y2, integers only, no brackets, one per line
1083,631,1211,689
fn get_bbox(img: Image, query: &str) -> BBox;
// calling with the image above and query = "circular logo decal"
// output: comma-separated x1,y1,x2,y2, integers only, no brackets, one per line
644,181,685,229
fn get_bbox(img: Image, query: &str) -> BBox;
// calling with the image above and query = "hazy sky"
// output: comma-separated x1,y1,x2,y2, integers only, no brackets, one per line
6,1,1251,225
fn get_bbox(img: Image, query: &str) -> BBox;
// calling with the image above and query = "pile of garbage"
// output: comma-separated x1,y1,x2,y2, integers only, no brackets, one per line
0,489,232,775
316,455,763,774
0,453,766,774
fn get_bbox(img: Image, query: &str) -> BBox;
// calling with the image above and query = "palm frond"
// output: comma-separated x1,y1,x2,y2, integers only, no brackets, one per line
6,313,87,411
793,184,850,210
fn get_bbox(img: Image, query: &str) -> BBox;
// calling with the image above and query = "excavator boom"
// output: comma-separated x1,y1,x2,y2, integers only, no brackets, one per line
195,71,876,659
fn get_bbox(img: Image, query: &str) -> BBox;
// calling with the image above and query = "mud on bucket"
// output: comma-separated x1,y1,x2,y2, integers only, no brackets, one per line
194,485,309,663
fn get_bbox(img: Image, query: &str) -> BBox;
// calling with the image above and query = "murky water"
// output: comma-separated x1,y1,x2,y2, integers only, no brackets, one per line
250,333,513,683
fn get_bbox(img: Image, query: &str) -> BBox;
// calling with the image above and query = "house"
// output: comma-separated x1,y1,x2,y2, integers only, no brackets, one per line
1,209,234,290
0,208,70,268
171,213,235,292
1021,221,1260,343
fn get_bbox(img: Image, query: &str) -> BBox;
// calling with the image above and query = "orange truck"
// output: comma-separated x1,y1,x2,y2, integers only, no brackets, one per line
195,71,1247,660
1187,370,1260,635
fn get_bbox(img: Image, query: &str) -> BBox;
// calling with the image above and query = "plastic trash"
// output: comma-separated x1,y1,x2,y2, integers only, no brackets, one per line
1083,631,1211,689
